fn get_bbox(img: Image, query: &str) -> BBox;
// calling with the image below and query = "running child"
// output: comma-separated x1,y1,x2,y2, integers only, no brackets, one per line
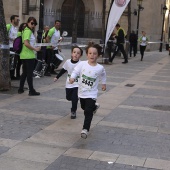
69,42,106,139
54,46,83,119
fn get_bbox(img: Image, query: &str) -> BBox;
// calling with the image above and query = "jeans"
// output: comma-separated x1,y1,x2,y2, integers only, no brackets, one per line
109,44,128,62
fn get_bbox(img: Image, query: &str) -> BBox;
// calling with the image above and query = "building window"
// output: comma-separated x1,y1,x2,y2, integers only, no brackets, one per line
22,0,29,15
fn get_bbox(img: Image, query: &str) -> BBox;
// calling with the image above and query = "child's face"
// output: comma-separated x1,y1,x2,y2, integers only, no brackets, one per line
71,48,82,61
87,47,99,63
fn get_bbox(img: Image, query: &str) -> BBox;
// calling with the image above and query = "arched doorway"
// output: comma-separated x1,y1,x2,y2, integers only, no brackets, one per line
61,0,85,37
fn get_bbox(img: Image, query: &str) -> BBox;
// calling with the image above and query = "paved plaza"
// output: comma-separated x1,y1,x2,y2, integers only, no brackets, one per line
0,49,170,170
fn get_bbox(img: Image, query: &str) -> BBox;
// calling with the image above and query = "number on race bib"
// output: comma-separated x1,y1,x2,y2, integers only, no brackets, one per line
82,78,93,87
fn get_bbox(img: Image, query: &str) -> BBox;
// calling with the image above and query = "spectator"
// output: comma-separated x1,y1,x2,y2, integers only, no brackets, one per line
6,15,20,80
109,24,128,64
18,17,41,96
129,30,137,57
138,31,149,61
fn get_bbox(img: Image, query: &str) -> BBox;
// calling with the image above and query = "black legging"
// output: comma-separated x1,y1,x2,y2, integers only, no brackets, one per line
140,45,146,60
19,59,35,92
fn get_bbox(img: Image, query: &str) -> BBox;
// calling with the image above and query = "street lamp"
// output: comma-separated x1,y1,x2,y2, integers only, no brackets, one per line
159,5,168,52
37,0,44,43
37,0,44,60
136,0,144,39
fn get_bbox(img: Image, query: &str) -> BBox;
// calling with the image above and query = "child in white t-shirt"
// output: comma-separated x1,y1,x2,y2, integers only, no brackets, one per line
70,42,106,139
54,46,83,119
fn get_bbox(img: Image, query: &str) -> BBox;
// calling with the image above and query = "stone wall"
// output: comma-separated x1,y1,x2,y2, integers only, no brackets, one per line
2,0,169,51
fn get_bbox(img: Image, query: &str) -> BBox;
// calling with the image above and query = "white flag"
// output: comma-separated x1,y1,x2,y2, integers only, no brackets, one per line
105,0,130,48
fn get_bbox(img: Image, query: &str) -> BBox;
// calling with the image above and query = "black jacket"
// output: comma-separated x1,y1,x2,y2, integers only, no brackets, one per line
115,28,125,44
129,33,137,44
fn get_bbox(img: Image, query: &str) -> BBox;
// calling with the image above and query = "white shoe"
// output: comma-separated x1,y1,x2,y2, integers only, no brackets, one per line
35,75,40,78
93,103,100,114
81,129,88,139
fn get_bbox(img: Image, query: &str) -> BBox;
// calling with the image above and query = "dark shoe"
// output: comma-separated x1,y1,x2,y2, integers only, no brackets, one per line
29,90,40,96
18,89,24,94
122,61,128,64
44,72,51,76
93,103,100,114
11,76,18,80
71,112,76,119
16,76,20,80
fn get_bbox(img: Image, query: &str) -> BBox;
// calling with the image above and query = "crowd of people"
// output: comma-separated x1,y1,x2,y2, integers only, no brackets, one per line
7,15,64,96
108,23,149,64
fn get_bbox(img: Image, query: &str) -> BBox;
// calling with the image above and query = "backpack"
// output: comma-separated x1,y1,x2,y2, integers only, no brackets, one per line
13,36,23,54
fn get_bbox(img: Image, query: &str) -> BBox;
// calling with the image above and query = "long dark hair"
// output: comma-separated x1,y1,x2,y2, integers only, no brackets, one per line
18,23,26,32
26,17,37,32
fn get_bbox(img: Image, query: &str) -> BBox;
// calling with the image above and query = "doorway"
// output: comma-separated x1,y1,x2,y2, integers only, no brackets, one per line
61,0,85,37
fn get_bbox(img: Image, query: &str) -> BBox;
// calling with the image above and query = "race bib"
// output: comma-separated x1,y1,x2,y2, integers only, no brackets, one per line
81,74,96,90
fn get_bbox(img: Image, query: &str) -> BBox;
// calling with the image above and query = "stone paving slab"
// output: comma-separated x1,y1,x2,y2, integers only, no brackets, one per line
0,112,54,140
0,156,49,170
103,107,170,128
72,125,170,160
2,141,66,164
133,88,170,97
45,155,160,170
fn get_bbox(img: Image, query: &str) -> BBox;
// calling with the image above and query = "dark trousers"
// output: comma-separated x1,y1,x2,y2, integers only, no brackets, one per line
45,49,58,73
129,43,137,57
109,44,128,63
19,59,35,92
16,55,22,77
10,48,18,78
66,87,78,112
140,45,146,60
80,98,96,131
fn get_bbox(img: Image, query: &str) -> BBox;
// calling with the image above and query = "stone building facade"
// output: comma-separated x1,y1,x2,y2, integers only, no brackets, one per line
2,0,170,50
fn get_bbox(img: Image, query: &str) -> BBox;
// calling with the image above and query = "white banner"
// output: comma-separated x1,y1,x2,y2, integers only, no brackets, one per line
105,0,130,48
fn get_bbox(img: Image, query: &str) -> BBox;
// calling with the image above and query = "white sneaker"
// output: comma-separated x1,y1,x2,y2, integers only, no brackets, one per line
81,129,88,139
93,103,100,114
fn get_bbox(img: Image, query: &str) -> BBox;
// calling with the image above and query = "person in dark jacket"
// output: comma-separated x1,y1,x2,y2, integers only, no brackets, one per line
129,30,137,57
109,24,128,64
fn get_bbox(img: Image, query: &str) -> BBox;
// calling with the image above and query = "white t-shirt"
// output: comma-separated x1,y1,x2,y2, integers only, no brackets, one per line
9,25,18,47
140,36,147,46
30,33,36,48
51,29,60,50
63,59,81,88
71,61,106,99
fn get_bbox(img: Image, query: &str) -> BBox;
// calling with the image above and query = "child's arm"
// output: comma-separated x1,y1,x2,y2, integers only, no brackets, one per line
102,84,106,91
100,67,107,91
54,68,67,82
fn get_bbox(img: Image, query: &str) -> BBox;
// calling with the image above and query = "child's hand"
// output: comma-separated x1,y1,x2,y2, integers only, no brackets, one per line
102,84,106,91
69,78,75,84
54,78,58,82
